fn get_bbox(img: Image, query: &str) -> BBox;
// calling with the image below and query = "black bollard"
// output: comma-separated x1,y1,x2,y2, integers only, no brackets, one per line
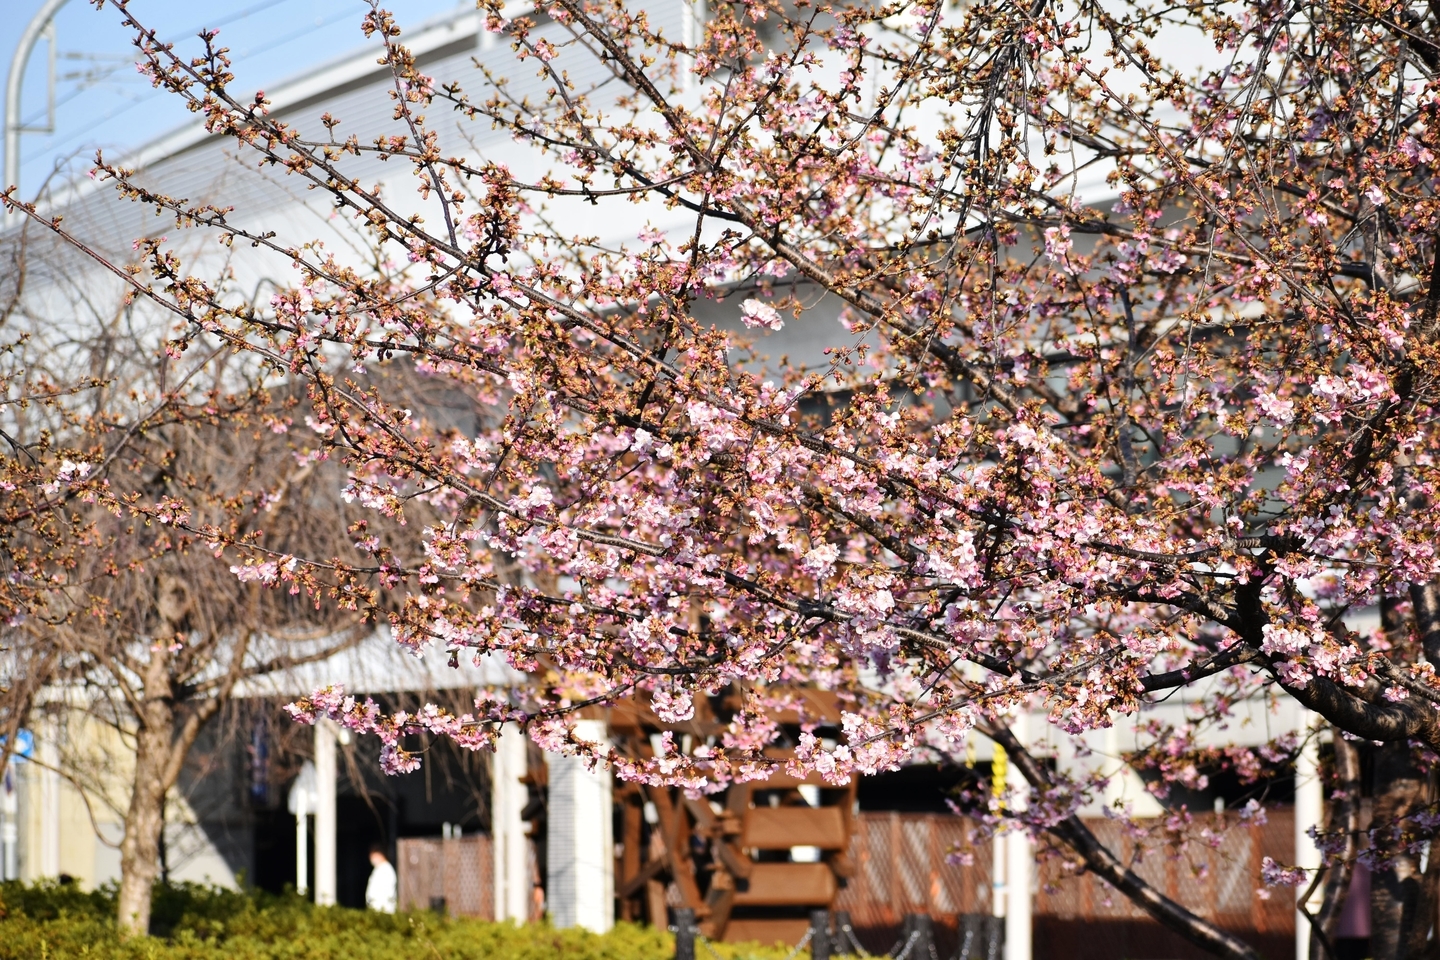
984,915,1004,960
674,907,696,960
901,914,934,960
809,908,832,960
954,914,975,960
833,910,858,954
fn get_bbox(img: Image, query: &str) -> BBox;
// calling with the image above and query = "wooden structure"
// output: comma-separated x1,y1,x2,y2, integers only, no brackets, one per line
392,800,1299,959
397,834,495,918
609,690,858,944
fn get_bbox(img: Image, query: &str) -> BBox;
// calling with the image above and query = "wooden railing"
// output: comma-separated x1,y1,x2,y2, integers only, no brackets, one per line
835,810,1297,960
397,808,1300,960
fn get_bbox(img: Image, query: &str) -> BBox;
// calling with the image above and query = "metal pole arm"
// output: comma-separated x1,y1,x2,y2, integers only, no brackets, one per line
5,0,72,201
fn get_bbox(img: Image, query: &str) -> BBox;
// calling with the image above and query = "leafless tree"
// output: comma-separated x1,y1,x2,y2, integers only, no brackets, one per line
0,219,472,934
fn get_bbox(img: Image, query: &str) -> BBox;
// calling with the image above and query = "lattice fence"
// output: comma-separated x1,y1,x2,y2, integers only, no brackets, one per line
395,808,1299,958
397,835,494,919
830,809,1297,960
834,812,993,955
1035,809,1296,960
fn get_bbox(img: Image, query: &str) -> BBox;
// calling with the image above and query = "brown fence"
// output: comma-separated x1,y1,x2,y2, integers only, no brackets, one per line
397,835,494,918
834,812,992,954
398,809,1298,958
834,810,1296,960
1036,809,1296,960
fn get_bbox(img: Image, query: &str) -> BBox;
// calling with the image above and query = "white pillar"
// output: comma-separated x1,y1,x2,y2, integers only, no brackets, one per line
296,793,310,895
545,719,613,932
314,721,338,906
991,743,1007,918
287,761,315,896
492,724,532,923
1102,725,1124,810
1005,713,1033,960
1295,711,1323,960
1,762,17,880
38,727,59,877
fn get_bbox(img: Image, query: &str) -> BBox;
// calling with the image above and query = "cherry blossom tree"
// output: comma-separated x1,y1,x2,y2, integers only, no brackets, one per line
0,217,148,773
14,0,1440,955
0,222,438,934
37,397,382,937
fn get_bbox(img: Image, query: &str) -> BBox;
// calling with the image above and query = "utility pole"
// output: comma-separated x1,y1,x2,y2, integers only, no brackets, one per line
5,0,70,210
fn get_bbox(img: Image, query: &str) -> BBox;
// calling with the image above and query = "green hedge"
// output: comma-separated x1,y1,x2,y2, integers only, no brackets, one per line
0,881,803,960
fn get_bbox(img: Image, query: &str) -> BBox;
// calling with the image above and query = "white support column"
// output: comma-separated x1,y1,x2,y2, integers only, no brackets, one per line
288,761,315,896
38,726,59,877
1295,711,1323,960
1005,712,1033,960
314,721,338,906
545,719,613,932
1,762,17,880
492,724,532,923
991,837,1007,918
991,742,1007,919
295,797,309,895
1102,725,1124,811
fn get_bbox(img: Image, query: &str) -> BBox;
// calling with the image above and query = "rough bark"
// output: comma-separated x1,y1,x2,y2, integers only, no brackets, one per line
1419,851,1440,960
989,725,1261,960
115,706,173,937
1366,594,1427,960
113,662,226,935
1273,667,1440,746
106,571,355,934
1410,784,1440,960
1413,581,1440,677
115,576,223,937
1408,580,1440,959
1371,739,1427,960
1309,732,1362,960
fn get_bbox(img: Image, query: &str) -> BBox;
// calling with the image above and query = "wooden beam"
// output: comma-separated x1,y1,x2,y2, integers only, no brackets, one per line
732,863,838,906
742,806,848,849
618,854,670,899
701,871,737,941
679,795,753,879
646,784,708,914
645,879,668,928
618,792,644,920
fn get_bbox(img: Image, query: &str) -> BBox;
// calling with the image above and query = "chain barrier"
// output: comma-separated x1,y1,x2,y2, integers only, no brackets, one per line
780,927,814,960
955,916,1004,960
698,933,728,960
835,917,872,958
956,926,974,960
693,927,813,960
888,929,923,960
684,913,962,960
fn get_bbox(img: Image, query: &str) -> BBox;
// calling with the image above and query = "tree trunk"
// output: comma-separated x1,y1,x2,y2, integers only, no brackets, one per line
1310,731,1362,960
1371,738,1426,960
1407,808,1440,960
1411,581,1440,666
116,576,199,937
116,712,174,937
112,576,248,935
1411,579,1440,959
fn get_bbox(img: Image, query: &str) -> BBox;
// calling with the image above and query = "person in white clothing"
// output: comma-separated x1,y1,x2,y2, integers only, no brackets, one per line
365,842,398,913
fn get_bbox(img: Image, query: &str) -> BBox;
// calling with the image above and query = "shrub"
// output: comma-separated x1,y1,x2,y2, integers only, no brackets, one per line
0,881,802,959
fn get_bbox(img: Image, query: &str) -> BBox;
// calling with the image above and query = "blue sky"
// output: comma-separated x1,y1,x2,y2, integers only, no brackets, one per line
2,1,469,200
